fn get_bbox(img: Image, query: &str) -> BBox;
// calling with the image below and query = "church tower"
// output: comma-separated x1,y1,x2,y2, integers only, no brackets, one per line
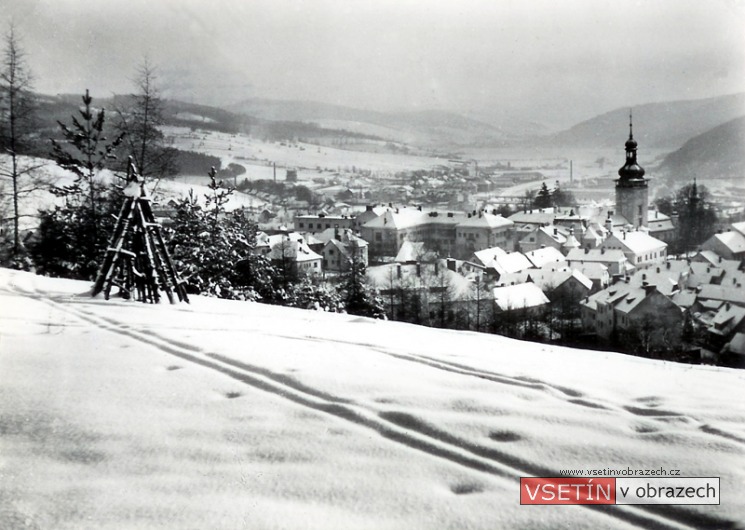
615,112,649,229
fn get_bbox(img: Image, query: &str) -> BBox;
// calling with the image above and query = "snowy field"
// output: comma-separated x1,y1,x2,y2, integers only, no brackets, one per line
164,127,448,176
1,268,744,529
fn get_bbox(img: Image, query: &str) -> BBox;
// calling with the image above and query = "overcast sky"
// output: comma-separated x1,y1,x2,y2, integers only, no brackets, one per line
1,0,744,128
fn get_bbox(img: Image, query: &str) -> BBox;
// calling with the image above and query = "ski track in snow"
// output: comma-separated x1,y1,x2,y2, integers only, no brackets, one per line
3,274,741,530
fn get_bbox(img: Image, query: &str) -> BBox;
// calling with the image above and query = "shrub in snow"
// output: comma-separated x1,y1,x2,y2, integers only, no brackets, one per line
165,171,276,301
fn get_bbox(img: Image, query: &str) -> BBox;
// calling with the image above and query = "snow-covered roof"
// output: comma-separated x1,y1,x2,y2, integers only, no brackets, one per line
508,208,556,225
492,252,533,275
496,268,592,293
473,246,508,267
457,212,513,229
558,261,609,282
269,236,322,262
492,283,550,311
584,283,664,315
711,303,745,330
524,247,566,269
314,227,367,246
395,241,425,263
698,284,745,306
711,231,745,255
606,231,666,255
566,248,627,263
362,209,428,229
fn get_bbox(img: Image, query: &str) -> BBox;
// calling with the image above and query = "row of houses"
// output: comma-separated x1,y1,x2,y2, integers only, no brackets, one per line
293,203,680,267
580,250,745,365
254,227,369,277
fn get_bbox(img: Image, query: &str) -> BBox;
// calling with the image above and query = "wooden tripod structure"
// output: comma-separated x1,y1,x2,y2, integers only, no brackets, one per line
92,160,189,304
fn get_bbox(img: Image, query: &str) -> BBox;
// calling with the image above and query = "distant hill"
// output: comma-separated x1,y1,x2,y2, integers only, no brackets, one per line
35,94,247,135
657,115,745,182
228,97,522,147
542,93,745,150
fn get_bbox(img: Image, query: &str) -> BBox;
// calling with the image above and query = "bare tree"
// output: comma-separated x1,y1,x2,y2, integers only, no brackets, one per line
115,58,176,183
0,24,45,257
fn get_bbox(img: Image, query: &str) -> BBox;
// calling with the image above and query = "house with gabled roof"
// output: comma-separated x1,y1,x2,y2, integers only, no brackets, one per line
580,283,682,344
269,233,323,276
600,230,667,269
519,225,569,253
704,303,745,349
646,210,676,244
566,247,630,277
472,246,508,268
486,252,533,279
319,229,369,272
524,246,566,269
492,283,550,313
495,267,593,302
701,222,745,262
556,261,610,292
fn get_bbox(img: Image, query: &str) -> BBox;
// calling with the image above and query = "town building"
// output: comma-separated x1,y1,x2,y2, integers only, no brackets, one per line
454,212,513,259
600,230,667,268
294,213,356,233
700,222,745,262
268,233,323,276
492,283,550,313
580,283,682,345
565,247,631,277
318,229,369,272
524,246,567,269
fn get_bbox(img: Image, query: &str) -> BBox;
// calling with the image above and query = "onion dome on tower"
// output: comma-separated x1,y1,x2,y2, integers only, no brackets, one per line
614,111,650,229
617,111,646,181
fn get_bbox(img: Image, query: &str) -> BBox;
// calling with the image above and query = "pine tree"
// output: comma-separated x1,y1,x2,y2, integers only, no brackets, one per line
534,182,552,208
342,240,385,319
31,90,123,279
51,89,124,223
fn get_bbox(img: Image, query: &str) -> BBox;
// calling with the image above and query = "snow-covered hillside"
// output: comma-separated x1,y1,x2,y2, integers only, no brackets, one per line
1,269,743,529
